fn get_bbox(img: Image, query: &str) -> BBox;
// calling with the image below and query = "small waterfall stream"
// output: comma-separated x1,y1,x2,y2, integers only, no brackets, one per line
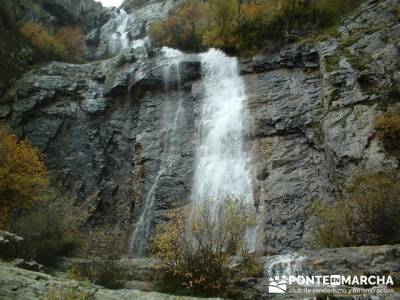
100,9,135,55
129,48,185,256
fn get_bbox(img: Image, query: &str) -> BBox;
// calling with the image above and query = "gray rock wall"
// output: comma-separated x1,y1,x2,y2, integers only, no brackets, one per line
0,49,199,234
245,0,400,253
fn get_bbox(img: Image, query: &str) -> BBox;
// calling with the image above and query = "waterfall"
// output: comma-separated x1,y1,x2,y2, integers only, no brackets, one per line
264,253,304,279
97,9,134,55
108,9,132,54
129,47,185,256
193,49,253,201
192,48,258,250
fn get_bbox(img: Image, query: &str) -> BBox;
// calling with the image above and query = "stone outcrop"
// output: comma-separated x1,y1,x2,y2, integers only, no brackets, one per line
1,0,106,33
0,260,221,300
245,0,400,253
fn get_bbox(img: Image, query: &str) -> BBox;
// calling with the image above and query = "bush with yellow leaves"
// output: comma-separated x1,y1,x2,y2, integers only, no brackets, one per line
0,126,48,229
20,22,85,63
152,197,257,297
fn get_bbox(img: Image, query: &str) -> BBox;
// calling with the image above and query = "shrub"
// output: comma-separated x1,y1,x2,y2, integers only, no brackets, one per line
150,0,366,54
10,191,80,266
69,225,124,288
150,0,206,51
55,26,85,63
20,22,67,62
20,22,85,63
309,171,400,248
375,108,400,159
152,197,257,297
0,127,48,229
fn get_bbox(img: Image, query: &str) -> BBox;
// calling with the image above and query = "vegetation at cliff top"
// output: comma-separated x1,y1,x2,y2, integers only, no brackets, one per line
20,22,85,63
150,0,366,55
152,197,261,297
309,171,400,249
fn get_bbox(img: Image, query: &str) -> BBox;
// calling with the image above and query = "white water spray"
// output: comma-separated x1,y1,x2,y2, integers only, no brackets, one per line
193,49,253,202
192,49,258,250
129,48,185,256
99,9,134,55
264,253,304,278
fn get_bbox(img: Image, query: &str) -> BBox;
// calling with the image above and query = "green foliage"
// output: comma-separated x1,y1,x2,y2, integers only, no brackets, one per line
375,108,400,159
117,54,128,66
309,171,400,249
346,52,366,71
325,55,340,72
202,0,240,52
68,225,124,289
0,127,48,229
152,197,258,297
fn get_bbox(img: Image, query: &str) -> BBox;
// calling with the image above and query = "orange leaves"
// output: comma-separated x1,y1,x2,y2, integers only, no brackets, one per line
152,198,257,296
150,0,206,51
0,127,48,229
20,22,84,63
20,22,66,61
55,26,85,62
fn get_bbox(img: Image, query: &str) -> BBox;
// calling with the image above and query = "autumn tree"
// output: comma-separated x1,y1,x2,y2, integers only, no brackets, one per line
20,22,66,61
203,0,241,52
150,0,206,51
55,26,85,62
0,127,48,229
152,197,258,296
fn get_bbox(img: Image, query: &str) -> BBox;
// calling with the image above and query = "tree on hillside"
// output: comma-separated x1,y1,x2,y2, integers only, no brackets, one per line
150,0,206,51
203,0,241,51
0,127,48,229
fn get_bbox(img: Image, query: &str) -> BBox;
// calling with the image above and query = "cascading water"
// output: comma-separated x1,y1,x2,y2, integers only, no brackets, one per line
192,49,258,250
129,47,185,256
100,9,134,55
264,253,304,279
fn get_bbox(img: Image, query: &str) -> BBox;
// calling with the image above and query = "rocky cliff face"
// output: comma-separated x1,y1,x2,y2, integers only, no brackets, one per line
0,0,110,98
0,0,399,255
244,0,400,253
0,46,200,234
